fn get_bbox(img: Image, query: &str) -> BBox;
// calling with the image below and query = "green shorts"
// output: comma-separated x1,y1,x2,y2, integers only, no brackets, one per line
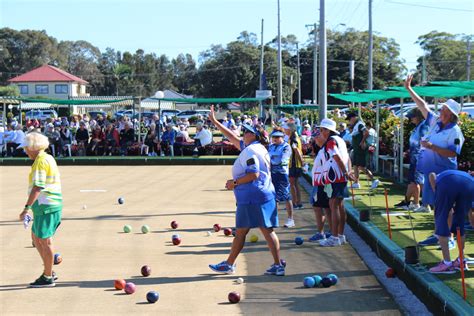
32,203,62,239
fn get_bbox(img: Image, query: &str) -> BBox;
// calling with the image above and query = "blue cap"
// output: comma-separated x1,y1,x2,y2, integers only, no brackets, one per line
242,123,260,136
270,130,285,137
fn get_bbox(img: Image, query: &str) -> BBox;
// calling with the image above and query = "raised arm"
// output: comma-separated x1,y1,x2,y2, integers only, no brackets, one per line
404,74,429,119
208,105,241,149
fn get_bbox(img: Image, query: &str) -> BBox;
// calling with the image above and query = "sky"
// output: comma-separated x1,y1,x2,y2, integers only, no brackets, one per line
1,0,473,72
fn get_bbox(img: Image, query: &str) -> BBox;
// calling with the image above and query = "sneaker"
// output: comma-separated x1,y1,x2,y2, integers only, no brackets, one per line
52,271,58,281
418,234,438,246
29,274,56,288
209,261,236,274
350,182,360,189
284,218,295,228
429,261,456,274
394,200,410,208
325,232,332,239
370,179,380,189
436,239,456,250
296,204,303,209
413,205,431,213
319,236,342,247
339,235,347,244
265,264,285,276
452,258,469,271
309,232,326,242
402,202,420,212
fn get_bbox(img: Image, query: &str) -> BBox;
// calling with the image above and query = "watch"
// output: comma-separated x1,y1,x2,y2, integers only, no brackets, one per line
233,180,238,186
24,205,32,210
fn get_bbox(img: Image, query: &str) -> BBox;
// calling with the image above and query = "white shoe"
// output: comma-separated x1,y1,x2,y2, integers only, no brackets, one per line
413,205,431,213
338,235,347,244
284,218,295,228
319,236,341,247
408,203,420,210
350,183,361,189
370,179,380,189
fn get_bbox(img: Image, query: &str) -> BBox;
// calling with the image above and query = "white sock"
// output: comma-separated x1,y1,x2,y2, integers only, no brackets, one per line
443,260,452,266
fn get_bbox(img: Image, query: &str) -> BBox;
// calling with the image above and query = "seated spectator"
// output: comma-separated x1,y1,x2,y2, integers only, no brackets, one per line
194,123,212,155
44,123,61,157
75,121,90,156
176,124,191,143
88,125,105,155
3,125,15,157
59,123,73,156
119,122,134,156
104,123,120,156
160,123,177,156
144,123,159,156
301,124,312,144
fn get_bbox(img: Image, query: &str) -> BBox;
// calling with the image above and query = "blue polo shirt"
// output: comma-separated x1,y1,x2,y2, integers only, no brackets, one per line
417,111,464,174
232,141,275,205
268,142,291,174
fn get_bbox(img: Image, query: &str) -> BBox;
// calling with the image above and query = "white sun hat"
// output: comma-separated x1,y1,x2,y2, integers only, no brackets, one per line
317,118,339,134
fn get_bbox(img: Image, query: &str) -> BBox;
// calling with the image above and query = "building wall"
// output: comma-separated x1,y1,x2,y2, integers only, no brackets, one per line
11,82,88,99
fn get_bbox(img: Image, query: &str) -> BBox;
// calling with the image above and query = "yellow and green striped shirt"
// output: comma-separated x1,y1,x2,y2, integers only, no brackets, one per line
28,151,62,207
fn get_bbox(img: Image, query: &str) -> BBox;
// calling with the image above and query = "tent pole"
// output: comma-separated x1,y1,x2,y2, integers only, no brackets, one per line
137,98,142,144
358,102,361,117
3,102,6,130
375,101,380,173
19,102,22,126
399,98,404,183
434,98,438,112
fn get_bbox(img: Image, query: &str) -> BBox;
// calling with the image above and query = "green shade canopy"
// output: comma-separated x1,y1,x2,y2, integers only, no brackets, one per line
429,81,474,90
149,97,268,103
330,82,474,103
17,98,133,105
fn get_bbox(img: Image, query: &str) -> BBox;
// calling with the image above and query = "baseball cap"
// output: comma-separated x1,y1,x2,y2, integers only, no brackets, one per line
270,130,285,137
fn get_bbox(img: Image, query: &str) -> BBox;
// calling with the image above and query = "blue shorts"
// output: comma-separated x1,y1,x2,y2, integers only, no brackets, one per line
407,157,424,184
235,199,278,228
289,167,303,178
330,182,349,199
434,173,474,237
310,185,329,208
272,172,291,202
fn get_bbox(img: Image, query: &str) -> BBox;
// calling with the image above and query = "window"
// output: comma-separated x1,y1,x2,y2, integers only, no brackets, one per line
55,84,68,94
35,85,49,94
19,85,28,94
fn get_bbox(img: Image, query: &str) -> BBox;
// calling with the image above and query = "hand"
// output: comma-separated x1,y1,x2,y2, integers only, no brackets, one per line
404,74,413,89
346,171,356,182
19,209,29,221
209,105,217,123
420,140,432,149
225,179,235,190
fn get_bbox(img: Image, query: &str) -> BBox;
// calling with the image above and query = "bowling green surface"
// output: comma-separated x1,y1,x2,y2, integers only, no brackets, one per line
0,166,400,315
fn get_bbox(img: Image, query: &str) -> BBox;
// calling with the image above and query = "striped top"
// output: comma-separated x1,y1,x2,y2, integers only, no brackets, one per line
28,151,62,206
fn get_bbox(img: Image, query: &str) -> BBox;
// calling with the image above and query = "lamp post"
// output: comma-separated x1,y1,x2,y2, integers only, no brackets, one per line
154,90,165,156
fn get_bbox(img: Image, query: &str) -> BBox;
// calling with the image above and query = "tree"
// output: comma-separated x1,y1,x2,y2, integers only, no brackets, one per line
299,28,405,102
0,28,60,85
0,85,19,96
415,31,471,81
57,40,103,94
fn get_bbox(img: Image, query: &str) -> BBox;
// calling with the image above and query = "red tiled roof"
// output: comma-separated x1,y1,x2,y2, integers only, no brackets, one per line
8,65,89,84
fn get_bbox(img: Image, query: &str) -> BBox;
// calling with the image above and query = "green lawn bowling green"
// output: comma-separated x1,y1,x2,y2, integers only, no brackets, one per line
347,174,473,306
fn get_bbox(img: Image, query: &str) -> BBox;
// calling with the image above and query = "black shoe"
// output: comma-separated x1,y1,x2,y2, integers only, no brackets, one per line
29,275,55,288
394,200,409,208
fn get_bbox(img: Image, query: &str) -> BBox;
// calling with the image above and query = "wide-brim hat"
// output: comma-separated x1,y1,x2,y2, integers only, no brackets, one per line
440,99,461,117
317,118,339,134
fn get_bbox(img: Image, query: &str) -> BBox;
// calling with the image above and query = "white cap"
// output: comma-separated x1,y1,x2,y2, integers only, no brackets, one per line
317,118,339,134
440,99,461,117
